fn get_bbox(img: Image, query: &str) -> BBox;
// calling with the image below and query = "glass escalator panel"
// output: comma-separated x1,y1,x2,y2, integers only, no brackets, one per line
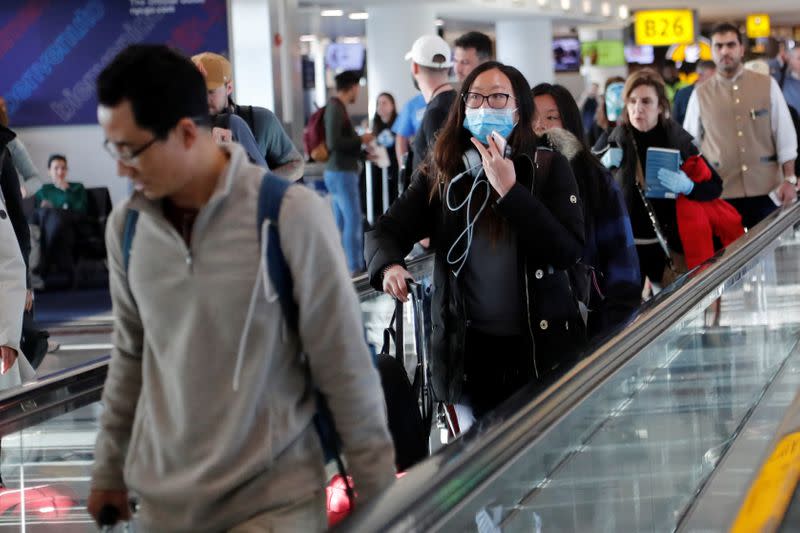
432,222,800,532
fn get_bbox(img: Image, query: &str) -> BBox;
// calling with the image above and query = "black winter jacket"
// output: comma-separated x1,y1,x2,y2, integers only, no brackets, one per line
365,149,586,404
0,125,30,288
594,119,722,252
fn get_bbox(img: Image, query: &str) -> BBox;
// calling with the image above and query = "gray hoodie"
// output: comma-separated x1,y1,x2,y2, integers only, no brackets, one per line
92,143,395,532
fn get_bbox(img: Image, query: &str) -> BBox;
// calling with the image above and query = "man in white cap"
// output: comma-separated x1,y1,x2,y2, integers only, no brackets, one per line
406,35,455,173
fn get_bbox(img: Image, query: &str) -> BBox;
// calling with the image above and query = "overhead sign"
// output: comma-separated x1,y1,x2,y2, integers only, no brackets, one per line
746,14,771,39
634,9,695,47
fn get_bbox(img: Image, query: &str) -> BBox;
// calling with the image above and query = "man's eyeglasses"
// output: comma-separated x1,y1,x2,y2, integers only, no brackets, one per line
103,137,159,164
102,116,211,163
463,92,516,109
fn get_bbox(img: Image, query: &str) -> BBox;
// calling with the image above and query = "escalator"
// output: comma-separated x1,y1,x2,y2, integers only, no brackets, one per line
344,203,800,532
1,205,800,531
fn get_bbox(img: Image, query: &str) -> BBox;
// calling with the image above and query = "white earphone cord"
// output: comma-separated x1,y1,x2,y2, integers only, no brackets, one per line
445,163,491,278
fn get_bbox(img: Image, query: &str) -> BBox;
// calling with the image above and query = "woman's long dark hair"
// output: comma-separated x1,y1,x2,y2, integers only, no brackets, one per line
531,82,604,212
424,61,537,200
372,92,397,132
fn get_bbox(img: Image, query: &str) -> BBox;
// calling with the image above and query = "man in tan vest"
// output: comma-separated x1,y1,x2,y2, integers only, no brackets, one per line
684,23,798,229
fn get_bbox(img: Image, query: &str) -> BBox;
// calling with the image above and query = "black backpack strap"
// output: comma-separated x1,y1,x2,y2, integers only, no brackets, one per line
234,104,257,137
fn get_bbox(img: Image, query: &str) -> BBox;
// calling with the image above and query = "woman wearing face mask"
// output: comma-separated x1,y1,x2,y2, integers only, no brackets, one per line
587,77,625,149
365,62,585,426
532,83,641,339
594,68,733,291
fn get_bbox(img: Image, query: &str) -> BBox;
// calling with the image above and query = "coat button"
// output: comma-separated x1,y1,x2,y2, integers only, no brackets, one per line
540,320,548,330
569,195,577,204
742,165,748,172
535,269,544,279
0,210,6,220
733,85,739,91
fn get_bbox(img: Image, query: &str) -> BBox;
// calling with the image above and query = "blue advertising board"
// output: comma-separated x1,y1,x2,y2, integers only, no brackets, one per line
0,0,228,127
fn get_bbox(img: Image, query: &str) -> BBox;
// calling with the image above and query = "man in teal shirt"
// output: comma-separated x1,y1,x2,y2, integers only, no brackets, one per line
30,154,88,279
35,154,88,213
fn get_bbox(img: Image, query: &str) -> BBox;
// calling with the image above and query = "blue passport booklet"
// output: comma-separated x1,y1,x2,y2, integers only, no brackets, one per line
645,147,681,199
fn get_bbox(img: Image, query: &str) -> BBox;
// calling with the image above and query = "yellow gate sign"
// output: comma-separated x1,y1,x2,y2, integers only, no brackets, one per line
746,15,771,39
634,9,695,47
730,432,800,533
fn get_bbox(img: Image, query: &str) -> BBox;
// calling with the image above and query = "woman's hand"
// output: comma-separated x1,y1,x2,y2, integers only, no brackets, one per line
470,136,516,198
382,264,414,302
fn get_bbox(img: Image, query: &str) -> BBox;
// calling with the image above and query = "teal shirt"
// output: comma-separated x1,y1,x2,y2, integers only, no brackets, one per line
35,182,88,213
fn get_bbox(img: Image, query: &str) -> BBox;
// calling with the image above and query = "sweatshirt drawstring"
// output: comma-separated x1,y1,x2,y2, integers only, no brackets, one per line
233,222,277,391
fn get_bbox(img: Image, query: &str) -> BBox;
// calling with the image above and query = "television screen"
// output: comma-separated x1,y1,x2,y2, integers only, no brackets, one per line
325,43,365,72
581,40,627,67
624,44,655,65
553,37,581,72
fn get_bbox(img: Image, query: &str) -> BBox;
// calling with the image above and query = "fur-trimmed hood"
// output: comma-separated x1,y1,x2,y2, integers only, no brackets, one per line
539,127,584,163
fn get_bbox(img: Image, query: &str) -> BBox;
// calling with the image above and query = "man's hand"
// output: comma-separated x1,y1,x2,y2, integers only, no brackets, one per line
0,346,17,375
776,180,798,207
212,127,233,144
87,489,131,526
25,290,33,312
360,132,375,144
40,200,53,209
382,265,414,302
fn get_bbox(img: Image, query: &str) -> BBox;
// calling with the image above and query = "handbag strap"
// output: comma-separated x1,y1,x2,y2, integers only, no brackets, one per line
630,135,675,269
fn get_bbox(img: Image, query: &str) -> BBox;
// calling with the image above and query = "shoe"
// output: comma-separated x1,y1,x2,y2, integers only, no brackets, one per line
47,340,60,353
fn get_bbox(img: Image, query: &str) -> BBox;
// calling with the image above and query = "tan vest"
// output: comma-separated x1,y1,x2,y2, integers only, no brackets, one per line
695,70,781,198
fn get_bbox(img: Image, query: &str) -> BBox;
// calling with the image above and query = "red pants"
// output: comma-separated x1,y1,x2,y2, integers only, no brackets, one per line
676,197,745,269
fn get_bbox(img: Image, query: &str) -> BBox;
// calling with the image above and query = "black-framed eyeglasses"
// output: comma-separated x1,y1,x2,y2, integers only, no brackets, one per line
103,137,160,163
463,92,516,109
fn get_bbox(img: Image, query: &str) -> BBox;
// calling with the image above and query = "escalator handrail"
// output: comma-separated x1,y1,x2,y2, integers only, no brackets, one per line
342,203,800,532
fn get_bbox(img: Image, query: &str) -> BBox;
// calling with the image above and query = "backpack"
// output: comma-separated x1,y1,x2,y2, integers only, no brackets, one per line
120,172,353,502
303,105,329,162
232,104,256,137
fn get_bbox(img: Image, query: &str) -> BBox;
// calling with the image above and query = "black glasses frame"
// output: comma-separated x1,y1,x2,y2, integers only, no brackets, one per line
462,92,516,109
103,137,159,163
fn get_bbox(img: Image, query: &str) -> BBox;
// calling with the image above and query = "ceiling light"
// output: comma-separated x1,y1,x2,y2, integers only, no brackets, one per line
618,4,629,19
435,19,445,26
300,35,316,42
560,0,571,10
582,0,592,13
321,9,343,17
601,1,611,16
341,37,362,44
348,12,368,20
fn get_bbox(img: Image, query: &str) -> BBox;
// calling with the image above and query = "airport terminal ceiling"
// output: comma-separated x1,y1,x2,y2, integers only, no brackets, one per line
295,0,800,26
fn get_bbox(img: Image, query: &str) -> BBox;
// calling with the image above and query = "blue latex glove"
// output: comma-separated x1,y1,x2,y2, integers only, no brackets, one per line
600,147,623,169
657,168,694,195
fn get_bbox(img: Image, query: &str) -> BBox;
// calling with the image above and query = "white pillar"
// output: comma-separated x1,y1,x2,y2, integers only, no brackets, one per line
228,0,275,111
495,19,554,88
365,5,439,121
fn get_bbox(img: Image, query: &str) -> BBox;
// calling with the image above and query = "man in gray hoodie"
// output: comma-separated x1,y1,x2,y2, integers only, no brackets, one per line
87,45,395,532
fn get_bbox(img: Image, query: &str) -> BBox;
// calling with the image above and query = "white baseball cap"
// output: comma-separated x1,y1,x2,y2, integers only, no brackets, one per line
404,35,453,69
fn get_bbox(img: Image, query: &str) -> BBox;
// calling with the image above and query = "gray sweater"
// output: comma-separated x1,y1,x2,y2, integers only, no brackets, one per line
92,143,395,531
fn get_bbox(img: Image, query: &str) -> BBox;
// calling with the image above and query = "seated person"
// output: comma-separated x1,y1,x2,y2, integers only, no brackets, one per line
29,154,89,278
